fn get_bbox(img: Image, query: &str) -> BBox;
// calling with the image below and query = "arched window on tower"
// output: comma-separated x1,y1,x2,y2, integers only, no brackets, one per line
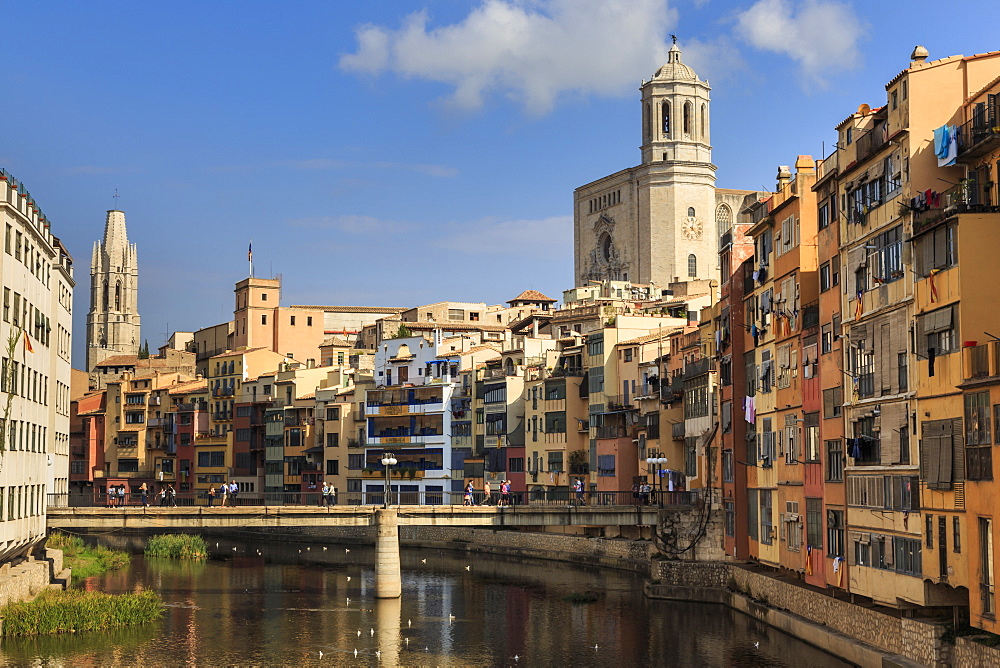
661,101,670,137
683,101,692,137
687,207,696,217
716,204,732,230
115,281,121,311
643,103,650,143
700,103,707,140
102,281,109,311
688,254,697,278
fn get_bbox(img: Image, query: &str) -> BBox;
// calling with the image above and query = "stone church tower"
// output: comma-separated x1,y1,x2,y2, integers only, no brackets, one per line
86,210,140,371
574,42,751,288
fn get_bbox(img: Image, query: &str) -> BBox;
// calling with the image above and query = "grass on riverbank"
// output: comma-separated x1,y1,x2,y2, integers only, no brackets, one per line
144,534,208,560
46,532,131,578
0,589,163,637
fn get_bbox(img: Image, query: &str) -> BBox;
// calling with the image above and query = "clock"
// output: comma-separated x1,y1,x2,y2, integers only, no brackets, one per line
682,217,702,240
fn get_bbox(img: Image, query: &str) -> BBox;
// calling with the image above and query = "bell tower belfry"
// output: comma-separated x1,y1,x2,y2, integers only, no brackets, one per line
640,40,712,166
86,209,140,371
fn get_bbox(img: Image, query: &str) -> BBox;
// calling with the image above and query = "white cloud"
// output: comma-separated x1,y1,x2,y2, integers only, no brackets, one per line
340,0,679,114
436,215,572,257
734,0,865,85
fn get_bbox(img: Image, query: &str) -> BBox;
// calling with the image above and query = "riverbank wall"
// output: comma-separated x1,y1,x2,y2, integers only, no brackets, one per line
0,548,70,607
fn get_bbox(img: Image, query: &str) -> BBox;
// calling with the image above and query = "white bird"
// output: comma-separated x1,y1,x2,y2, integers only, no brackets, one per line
421,558,426,563
357,630,362,637
346,597,351,603
347,576,351,581
232,547,237,551
345,548,350,553
215,542,219,547
375,650,381,658
307,547,311,551
298,550,302,553
323,546,328,551
514,655,519,662
407,619,412,627
425,647,429,652
593,644,599,650
354,649,358,658
405,638,409,645
448,614,455,623
754,641,760,648
318,650,323,658
370,628,374,636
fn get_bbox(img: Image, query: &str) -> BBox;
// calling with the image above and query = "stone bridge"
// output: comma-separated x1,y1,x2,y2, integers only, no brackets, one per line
47,504,666,599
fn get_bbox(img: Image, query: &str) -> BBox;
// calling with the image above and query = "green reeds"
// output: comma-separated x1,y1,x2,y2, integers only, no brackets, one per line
46,532,131,578
144,534,208,560
0,589,163,636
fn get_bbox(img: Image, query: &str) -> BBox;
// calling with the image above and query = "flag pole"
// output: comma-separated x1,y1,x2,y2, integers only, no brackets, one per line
248,239,253,278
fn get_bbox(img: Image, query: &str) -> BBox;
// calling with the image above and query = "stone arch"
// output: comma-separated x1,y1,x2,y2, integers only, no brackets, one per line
688,254,697,278
700,103,707,140
102,281,109,311
114,281,122,311
687,207,696,218
661,101,670,137
683,101,693,137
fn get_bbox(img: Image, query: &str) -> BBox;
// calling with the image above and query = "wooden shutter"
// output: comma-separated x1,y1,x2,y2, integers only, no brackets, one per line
952,417,965,484
881,402,905,465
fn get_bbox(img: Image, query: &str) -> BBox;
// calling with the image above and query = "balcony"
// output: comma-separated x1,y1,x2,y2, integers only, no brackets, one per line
964,341,1000,381
671,422,686,440
595,424,629,439
683,357,714,379
801,301,820,331
957,114,1000,161
854,123,887,164
146,417,172,428
719,230,732,251
603,395,636,411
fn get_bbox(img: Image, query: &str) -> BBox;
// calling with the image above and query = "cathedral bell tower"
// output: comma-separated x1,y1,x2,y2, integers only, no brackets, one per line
86,209,140,371
574,40,720,289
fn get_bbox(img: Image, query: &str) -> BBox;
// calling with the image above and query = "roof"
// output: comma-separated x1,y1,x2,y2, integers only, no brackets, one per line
208,347,269,360
616,328,680,347
94,355,194,370
652,43,699,81
321,336,351,347
437,345,502,358
167,379,208,395
390,321,507,332
507,289,556,304
290,305,408,313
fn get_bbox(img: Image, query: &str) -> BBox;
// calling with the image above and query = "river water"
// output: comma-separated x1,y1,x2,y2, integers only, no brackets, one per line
0,536,850,667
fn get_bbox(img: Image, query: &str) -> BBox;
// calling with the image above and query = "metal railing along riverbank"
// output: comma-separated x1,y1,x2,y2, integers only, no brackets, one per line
47,489,699,510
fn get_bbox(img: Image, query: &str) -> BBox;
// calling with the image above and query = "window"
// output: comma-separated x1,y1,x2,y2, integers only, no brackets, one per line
547,451,564,472
725,501,736,537
821,324,833,354
966,392,992,481
777,215,797,256
915,223,957,277
544,411,566,433
326,433,340,448
826,440,844,481
326,460,339,475
869,225,903,283
687,254,697,278
307,316,313,326
261,314,267,325
447,309,464,321
820,263,832,292
326,406,340,421
197,451,226,467
348,454,365,470
954,516,962,554
852,344,875,398
722,450,734,483
544,380,566,400
623,348,633,362
818,202,830,230
508,457,524,473
807,498,823,550
597,454,615,476
747,489,758,541
117,458,139,473
981,518,995,615
804,413,820,462
894,537,922,576
760,490,774,545
921,418,961,490
853,416,880,465
586,335,604,357
823,387,843,418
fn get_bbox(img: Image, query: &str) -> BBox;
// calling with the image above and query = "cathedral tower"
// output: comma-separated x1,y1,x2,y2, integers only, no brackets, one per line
574,42,732,288
86,209,140,371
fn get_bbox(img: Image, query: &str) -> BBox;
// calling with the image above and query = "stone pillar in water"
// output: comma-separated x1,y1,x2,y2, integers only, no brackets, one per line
374,508,402,598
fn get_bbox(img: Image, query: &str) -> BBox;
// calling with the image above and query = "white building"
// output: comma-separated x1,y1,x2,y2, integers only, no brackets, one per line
0,168,74,559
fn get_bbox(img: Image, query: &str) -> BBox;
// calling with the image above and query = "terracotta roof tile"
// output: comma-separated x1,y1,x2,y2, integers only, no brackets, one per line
209,347,268,360
290,305,408,313
508,289,556,304
321,336,351,347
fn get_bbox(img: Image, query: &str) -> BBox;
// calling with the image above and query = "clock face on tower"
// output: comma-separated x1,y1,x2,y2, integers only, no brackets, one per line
682,216,702,240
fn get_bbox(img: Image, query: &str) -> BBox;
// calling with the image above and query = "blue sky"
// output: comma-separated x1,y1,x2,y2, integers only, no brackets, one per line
1,0,997,366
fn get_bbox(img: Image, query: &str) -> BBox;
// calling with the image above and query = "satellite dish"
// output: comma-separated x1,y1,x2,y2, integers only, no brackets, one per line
858,103,871,116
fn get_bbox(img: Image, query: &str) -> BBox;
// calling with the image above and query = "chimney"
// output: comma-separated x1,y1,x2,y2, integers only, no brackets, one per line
776,165,792,190
910,45,929,66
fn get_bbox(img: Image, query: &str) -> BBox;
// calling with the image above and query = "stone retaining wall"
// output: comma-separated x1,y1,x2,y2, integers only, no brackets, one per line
953,636,1000,668
0,549,66,607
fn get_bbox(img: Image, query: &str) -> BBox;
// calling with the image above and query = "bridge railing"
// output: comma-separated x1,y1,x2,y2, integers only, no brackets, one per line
47,489,699,509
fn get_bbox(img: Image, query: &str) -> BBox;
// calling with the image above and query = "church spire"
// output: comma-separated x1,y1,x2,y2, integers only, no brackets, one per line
86,209,141,372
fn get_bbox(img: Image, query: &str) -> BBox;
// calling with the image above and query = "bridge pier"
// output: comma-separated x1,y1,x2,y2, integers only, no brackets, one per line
374,508,402,599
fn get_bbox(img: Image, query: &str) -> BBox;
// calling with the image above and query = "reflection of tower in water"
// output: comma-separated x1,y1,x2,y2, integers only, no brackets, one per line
375,596,401,666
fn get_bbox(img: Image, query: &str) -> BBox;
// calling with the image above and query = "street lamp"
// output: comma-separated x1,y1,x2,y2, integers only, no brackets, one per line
645,454,668,507
381,452,397,508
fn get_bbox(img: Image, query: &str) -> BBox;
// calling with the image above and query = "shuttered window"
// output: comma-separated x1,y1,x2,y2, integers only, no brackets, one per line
920,418,964,490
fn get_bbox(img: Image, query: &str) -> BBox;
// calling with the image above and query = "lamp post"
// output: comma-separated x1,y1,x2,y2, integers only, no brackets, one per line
645,453,668,507
381,452,397,508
